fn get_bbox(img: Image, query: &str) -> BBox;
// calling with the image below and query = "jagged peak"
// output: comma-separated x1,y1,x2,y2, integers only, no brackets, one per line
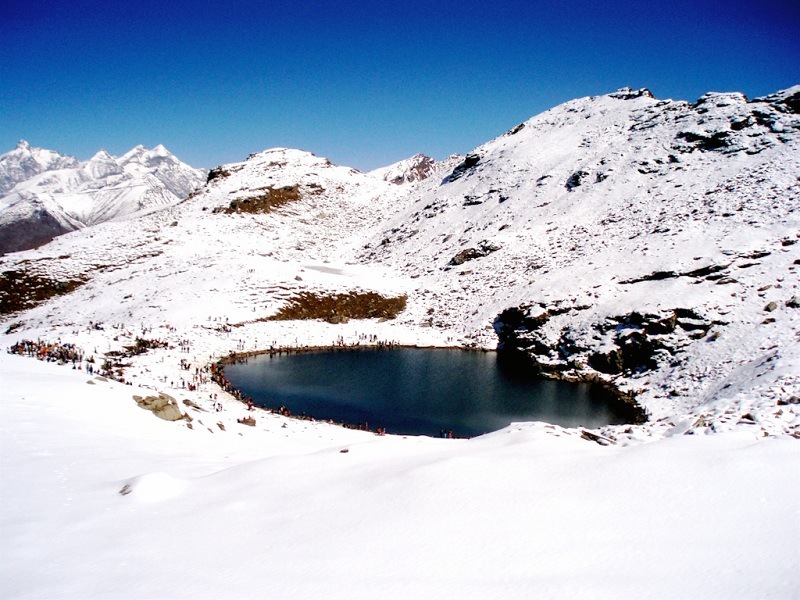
88,149,114,162
119,145,148,164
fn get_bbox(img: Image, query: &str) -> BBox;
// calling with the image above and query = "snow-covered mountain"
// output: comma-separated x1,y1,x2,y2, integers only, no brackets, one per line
2,86,799,598
0,140,79,194
0,142,205,253
1,86,798,432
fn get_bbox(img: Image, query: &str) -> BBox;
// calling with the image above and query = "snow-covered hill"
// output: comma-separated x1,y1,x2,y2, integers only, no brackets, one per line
1,86,799,597
0,142,205,253
360,86,800,423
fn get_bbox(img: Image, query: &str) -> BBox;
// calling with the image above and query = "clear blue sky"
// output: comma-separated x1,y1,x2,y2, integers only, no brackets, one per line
2,0,798,171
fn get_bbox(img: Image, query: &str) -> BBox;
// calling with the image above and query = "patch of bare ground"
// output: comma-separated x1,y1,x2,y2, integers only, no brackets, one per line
0,269,86,315
214,183,323,215
269,291,407,323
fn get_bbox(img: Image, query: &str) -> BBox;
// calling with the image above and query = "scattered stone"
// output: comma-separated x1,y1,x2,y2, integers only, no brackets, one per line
206,166,231,183
786,296,800,308
764,301,778,312
237,416,256,426
777,396,800,406
565,170,589,191
506,123,525,135
581,430,614,445
217,422,226,431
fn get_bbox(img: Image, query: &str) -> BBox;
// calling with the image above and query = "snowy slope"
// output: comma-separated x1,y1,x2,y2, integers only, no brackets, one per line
1,86,799,597
359,86,800,423
2,351,797,599
0,142,205,253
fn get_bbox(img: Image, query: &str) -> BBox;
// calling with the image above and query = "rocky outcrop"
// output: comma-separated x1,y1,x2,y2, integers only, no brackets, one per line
372,154,438,185
133,392,186,421
448,241,500,266
448,154,481,182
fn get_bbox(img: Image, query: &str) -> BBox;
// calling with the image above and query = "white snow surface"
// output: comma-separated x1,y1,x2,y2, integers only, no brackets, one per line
2,353,797,599
2,87,800,598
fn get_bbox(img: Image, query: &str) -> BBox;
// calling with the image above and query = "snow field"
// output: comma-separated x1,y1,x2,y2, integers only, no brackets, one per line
1,353,797,599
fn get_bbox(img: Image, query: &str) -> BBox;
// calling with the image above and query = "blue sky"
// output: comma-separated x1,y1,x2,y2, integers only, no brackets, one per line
1,0,798,171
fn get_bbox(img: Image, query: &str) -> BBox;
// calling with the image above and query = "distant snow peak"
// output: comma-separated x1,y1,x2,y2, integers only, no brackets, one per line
120,144,147,162
0,142,205,253
0,141,80,195
371,154,437,185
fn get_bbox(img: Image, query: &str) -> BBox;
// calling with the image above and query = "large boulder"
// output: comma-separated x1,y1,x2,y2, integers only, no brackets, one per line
133,392,185,421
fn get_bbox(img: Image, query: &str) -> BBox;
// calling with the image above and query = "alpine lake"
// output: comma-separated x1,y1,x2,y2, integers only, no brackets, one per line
223,347,638,438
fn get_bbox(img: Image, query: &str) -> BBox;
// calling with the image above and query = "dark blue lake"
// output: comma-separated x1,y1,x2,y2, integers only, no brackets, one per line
223,348,632,437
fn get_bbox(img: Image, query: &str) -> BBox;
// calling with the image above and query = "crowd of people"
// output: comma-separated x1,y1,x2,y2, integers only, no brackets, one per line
8,339,87,367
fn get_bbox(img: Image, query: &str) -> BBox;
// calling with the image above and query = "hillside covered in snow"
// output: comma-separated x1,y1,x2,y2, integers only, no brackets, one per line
1,86,799,598
0,141,205,253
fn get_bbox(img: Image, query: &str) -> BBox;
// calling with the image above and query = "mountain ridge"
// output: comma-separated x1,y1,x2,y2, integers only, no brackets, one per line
0,142,205,253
